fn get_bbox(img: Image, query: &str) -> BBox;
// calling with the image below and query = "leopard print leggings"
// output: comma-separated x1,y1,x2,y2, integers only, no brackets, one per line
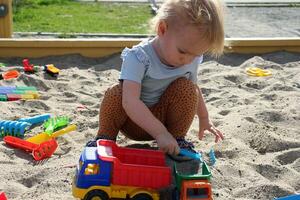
97,78,198,141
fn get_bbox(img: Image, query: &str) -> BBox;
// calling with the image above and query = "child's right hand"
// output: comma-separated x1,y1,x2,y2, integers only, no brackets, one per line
156,132,180,155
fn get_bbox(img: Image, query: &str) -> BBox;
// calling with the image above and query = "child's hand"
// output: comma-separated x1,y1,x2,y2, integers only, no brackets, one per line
156,132,180,155
198,117,224,143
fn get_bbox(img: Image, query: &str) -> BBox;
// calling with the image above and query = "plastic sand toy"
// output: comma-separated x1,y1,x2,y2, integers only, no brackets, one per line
0,63,7,67
209,148,216,166
274,194,300,200
0,192,7,200
0,120,31,138
0,86,39,101
4,136,58,161
179,149,203,162
44,64,60,76
0,114,51,138
246,67,272,77
0,70,20,80
26,124,77,144
18,113,51,124
43,116,69,135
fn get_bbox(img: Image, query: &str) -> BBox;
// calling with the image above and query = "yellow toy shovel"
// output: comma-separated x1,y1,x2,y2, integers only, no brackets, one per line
26,124,77,144
246,67,272,77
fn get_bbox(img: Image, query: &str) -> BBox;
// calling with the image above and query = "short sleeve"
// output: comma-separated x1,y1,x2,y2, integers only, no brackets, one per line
119,47,149,84
190,55,203,83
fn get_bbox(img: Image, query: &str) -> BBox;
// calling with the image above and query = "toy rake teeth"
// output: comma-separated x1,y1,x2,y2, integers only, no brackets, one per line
0,120,31,137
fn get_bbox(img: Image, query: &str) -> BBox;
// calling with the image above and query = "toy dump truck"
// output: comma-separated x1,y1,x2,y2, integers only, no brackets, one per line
72,140,171,200
72,139,213,200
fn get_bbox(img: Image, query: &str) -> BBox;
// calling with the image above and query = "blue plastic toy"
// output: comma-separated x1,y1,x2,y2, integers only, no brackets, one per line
0,114,51,138
209,148,216,166
18,113,51,124
274,194,300,200
179,149,203,161
0,120,31,137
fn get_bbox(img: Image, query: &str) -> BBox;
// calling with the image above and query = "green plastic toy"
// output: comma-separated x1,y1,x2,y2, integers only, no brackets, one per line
43,116,69,135
0,63,7,67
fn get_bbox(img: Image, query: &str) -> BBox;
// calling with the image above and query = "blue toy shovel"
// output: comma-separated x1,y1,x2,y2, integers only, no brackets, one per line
179,149,203,162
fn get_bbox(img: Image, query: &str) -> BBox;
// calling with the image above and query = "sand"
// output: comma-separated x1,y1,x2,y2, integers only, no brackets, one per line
0,50,299,200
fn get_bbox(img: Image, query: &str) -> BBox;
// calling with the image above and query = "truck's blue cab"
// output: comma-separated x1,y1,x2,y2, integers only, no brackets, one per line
74,147,112,189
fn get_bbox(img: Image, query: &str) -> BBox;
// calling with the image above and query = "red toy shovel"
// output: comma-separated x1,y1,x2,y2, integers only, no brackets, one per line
4,136,58,161
0,192,7,200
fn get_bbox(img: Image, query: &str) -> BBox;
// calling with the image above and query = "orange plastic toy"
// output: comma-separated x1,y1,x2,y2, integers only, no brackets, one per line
0,70,20,80
181,180,212,200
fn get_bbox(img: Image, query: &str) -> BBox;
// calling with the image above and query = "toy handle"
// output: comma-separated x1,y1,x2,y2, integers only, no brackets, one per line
18,114,51,125
4,136,38,151
51,124,77,138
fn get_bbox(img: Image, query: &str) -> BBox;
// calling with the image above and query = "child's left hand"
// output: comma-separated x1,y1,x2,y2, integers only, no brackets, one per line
198,117,224,143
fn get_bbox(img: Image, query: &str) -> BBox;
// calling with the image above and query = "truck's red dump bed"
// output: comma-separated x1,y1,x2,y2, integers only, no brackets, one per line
97,140,171,189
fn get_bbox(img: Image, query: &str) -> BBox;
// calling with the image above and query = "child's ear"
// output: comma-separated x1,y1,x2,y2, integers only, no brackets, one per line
157,20,168,37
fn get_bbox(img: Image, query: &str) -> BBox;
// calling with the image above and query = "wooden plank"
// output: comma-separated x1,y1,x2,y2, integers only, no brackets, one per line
0,0,12,38
0,38,299,58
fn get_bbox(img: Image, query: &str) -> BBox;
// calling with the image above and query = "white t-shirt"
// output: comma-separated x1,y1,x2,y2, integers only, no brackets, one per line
120,38,203,107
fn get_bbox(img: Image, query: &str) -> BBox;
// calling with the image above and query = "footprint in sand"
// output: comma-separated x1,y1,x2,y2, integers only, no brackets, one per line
218,110,231,116
80,80,96,86
260,93,278,101
249,132,300,154
63,91,77,98
19,74,50,91
245,81,268,90
24,100,51,111
268,83,296,92
254,163,300,191
254,164,283,181
255,110,285,122
224,75,244,84
18,169,48,188
233,184,293,199
244,116,257,123
276,149,300,165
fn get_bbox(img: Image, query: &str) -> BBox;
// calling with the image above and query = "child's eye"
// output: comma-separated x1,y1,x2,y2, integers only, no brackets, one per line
178,49,186,54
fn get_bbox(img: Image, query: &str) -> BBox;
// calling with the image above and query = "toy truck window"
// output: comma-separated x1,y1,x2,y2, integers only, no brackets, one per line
84,163,100,175
186,188,209,199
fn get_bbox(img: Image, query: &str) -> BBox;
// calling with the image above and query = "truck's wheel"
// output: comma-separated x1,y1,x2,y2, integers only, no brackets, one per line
83,190,109,200
132,193,153,200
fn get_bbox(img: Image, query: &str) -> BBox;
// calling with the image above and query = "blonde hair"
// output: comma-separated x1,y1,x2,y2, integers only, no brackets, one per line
150,0,225,57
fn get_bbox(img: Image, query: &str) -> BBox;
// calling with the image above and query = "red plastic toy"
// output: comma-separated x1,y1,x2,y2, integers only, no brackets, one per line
0,192,7,200
22,59,35,73
4,136,58,161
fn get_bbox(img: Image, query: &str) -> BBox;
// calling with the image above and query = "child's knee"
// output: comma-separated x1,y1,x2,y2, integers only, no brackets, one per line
104,84,122,98
172,78,197,99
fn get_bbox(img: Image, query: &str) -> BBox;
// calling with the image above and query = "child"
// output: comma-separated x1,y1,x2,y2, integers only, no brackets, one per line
87,0,225,156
